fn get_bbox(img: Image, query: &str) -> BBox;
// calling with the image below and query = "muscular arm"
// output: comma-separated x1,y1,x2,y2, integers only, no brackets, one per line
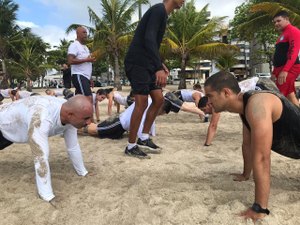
246,97,273,209
204,112,220,146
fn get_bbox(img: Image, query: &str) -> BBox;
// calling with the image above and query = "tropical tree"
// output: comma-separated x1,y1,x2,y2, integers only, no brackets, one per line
10,32,49,91
215,50,238,72
0,0,19,88
230,0,292,74
66,0,141,90
165,1,238,89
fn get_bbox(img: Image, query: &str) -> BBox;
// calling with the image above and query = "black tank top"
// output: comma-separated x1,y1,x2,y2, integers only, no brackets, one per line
240,91,300,159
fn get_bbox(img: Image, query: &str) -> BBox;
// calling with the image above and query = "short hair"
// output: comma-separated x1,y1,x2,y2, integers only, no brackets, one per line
198,96,208,108
273,10,289,19
193,83,202,90
204,71,241,94
96,89,107,95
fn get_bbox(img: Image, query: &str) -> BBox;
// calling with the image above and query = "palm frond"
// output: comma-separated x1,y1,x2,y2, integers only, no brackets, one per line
194,43,239,59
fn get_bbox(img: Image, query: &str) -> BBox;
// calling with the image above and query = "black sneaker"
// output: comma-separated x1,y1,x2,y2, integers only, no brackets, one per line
124,145,150,159
137,138,161,154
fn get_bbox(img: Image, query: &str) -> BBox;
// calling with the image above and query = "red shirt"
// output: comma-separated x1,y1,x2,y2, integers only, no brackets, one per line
273,24,300,72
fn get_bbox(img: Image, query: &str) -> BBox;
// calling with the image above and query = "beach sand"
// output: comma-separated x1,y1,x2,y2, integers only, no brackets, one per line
0,87,299,225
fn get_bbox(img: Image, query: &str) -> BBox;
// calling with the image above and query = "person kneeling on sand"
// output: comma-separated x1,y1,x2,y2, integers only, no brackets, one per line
204,71,300,222
79,98,158,159
0,95,93,202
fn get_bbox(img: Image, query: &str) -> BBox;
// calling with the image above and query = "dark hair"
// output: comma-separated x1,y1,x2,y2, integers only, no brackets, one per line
204,71,241,94
198,96,208,108
193,83,202,90
11,90,17,96
273,10,289,19
105,88,114,95
96,89,107,95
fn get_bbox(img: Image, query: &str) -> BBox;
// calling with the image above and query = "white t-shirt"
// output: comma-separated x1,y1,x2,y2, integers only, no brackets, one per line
113,91,128,106
239,77,259,93
18,91,32,99
119,98,155,137
181,89,204,102
54,89,64,97
68,40,92,79
0,89,11,98
0,96,88,201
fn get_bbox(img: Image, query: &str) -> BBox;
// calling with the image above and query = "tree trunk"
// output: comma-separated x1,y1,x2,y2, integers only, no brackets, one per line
113,51,122,91
0,59,9,89
26,76,32,92
178,54,187,89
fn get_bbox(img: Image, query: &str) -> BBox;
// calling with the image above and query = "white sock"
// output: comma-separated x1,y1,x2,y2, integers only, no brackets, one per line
127,142,137,150
140,133,150,141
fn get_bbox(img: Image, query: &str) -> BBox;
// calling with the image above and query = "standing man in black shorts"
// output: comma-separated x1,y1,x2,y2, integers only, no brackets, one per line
124,0,185,158
68,26,96,101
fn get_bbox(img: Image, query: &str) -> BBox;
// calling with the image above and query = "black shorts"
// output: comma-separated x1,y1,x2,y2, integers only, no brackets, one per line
71,74,92,96
173,91,183,101
0,131,13,150
163,92,183,114
125,63,161,95
63,89,74,99
0,94,4,102
97,117,126,139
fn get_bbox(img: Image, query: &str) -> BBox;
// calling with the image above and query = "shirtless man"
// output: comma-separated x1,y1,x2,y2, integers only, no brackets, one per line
0,95,93,202
204,71,300,222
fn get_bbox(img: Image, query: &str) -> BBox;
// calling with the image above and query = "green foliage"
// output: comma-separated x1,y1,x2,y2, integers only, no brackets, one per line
66,0,138,90
164,0,238,88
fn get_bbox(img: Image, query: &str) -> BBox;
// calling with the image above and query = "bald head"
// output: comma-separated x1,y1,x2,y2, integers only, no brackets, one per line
61,95,93,128
76,26,88,44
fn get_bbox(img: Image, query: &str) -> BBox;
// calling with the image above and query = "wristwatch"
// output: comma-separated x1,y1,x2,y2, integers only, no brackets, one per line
251,203,270,215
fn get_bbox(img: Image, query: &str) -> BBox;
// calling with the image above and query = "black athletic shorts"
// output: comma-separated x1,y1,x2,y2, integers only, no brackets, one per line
163,92,183,114
71,74,92,96
0,131,13,150
0,94,4,102
173,90,183,101
125,63,161,95
63,88,74,99
97,117,126,139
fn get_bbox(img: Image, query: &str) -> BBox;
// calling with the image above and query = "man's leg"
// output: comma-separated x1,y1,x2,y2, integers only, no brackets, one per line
128,94,148,143
142,89,164,134
287,92,299,106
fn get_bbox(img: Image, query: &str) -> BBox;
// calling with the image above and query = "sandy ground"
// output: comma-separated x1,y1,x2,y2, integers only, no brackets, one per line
0,87,299,225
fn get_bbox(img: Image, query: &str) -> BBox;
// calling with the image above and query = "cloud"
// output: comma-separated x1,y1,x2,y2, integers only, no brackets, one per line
16,21,40,29
16,20,76,48
16,0,245,48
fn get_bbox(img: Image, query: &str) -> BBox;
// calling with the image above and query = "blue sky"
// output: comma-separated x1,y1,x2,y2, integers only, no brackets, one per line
14,0,245,48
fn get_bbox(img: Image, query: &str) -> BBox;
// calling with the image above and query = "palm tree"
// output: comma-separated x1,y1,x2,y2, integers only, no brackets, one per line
66,0,139,90
215,51,238,72
0,0,19,88
11,33,48,91
165,1,238,89
233,0,300,37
